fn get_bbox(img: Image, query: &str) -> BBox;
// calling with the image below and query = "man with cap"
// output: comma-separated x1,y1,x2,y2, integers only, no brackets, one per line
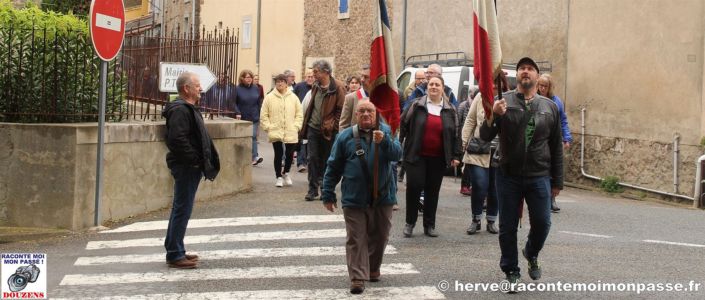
479,57,563,292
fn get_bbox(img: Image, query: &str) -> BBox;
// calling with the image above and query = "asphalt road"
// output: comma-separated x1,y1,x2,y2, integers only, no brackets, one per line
1,135,704,299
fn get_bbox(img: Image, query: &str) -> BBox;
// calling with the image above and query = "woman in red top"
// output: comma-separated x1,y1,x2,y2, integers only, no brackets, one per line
399,75,463,237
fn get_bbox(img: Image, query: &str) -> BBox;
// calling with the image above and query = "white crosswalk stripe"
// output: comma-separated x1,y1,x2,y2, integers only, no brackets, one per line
55,215,445,299
86,229,347,250
74,246,398,266
60,263,419,286
102,215,344,233
51,286,445,300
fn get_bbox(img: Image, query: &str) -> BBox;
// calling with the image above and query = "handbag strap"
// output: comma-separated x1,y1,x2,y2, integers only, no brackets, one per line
353,125,377,205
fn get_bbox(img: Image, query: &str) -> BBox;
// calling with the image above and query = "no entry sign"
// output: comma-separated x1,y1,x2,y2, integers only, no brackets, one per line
89,0,125,61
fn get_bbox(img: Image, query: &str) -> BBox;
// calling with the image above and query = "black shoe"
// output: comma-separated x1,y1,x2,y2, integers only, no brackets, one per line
403,223,414,237
551,197,561,212
466,221,481,235
486,221,498,234
504,271,521,294
304,192,316,201
522,248,541,280
350,280,365,294
424,227,438,237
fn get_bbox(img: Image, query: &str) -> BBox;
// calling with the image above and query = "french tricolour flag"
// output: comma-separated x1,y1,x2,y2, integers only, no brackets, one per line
369,0,399,134
473,0,503,118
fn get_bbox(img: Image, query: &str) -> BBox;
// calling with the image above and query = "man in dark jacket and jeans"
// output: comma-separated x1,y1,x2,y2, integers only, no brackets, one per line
480,57,563,292
322,100,402,294
162,72,220,269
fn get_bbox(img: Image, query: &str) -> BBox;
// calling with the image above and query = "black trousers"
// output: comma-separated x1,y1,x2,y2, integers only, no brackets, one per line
404,156,446,228
306,126,334,196
272,141,296,178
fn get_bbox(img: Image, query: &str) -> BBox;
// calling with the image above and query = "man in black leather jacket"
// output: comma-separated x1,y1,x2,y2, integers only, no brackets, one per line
480,57,563,290
162,72,220,269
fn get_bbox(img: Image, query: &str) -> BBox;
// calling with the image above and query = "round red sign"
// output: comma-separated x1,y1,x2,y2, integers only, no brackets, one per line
89,0,125,61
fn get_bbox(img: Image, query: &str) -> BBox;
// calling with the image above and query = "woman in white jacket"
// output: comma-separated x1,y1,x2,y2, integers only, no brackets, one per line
260,74,304,187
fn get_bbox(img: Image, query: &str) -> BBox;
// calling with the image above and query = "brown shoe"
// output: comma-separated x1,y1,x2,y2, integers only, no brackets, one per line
167,258,197,269
350,280,365,294
185,254,200,261
369,271,380,282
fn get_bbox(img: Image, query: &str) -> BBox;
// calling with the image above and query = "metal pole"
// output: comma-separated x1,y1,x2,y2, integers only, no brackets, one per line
94,60,108,227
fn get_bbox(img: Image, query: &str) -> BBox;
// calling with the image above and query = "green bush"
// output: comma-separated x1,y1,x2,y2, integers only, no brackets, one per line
0,0,125,123
600,176,623,193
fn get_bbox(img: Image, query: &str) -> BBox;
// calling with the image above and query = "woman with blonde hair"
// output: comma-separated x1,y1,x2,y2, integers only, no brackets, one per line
537,73,572,212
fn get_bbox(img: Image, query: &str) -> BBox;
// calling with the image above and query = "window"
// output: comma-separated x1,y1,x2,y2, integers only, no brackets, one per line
125,0,142,9
338,0,349,19
242,16,252,49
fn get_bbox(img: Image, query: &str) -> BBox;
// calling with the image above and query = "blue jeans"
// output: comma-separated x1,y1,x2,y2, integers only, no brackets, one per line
495,170,552,274
297,142,307,167
164,165,203,262
468,164,497,221
252,121,259,161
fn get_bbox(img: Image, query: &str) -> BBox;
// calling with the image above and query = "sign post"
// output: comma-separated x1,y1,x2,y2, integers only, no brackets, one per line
89,0,125,228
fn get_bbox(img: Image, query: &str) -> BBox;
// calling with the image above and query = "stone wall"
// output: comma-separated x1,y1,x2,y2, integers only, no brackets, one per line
568,133,701,203
0,120,252,230
303,0,393,80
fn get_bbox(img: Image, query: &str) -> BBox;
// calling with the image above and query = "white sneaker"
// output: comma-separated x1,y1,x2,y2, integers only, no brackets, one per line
275,177,284,187
283,173,293,186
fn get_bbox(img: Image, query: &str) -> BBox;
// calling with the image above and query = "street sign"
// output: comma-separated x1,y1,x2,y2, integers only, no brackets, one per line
159,63,217,93
89,0,125,61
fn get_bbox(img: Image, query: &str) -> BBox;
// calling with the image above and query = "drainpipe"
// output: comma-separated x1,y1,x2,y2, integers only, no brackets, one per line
191,0,195,40
580,108,695,201
673,133,680,194
256,0,262,75
401,0,407,68
694,155,705,208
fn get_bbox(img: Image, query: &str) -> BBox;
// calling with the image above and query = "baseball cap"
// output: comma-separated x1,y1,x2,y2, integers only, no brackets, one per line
516,57,540,73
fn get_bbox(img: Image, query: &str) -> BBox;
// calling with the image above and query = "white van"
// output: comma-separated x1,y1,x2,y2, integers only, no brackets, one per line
396,66,517,102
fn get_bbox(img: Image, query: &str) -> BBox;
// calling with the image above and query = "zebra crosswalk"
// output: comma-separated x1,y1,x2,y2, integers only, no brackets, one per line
52,215,446,299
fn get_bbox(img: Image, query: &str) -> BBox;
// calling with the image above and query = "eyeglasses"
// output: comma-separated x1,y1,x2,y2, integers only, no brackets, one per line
415,77,425,80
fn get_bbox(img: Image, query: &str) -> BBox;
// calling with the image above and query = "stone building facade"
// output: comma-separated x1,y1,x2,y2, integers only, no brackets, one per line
162,0,201,37
303,0,394,81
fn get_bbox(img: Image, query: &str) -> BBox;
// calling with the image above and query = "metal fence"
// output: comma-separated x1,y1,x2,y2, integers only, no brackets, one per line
0,25,125,123
0,24,239,123
122,25,240,121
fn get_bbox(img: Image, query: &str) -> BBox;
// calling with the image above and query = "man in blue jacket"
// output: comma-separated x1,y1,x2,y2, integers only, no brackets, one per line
321,100,402,295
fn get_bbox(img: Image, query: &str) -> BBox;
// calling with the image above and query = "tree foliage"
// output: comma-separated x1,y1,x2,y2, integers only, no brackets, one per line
0,0,125,123
40,0,90,17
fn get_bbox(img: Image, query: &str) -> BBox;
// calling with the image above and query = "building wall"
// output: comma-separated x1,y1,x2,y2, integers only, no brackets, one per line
391,0,471,67
163,0,200,36
304,0,393,82
564,0,704,198
125,0,150,22
200,0,304,92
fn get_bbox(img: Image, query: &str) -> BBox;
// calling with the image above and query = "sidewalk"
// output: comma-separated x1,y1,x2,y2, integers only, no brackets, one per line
0,226,71,244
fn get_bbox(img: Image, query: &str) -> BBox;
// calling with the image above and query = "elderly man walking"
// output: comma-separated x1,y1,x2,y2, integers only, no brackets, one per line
161,72,220,269
322,100,402,294
480,57,563,292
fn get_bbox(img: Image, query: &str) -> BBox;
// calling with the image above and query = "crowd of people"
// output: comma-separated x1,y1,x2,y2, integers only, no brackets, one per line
165,56,572,294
